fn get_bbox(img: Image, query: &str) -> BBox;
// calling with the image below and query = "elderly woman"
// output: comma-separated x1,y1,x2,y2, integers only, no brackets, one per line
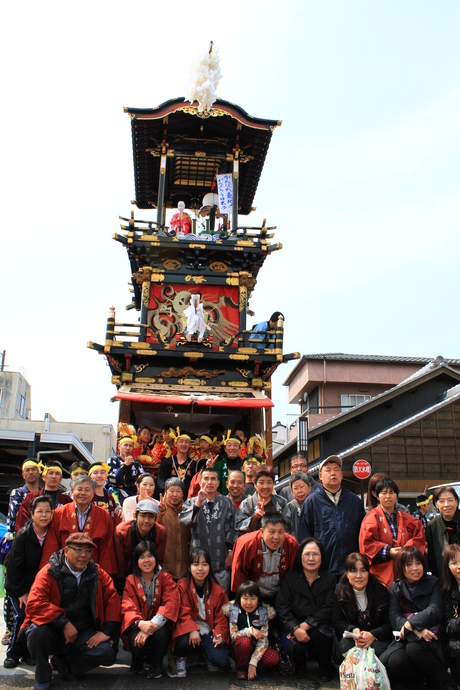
276,538,336,681
381,546,454,690
332,553,392,661
359,477,425,588
235,467,286,534
426,485,460,578
122,473,157,522
283,471,312,541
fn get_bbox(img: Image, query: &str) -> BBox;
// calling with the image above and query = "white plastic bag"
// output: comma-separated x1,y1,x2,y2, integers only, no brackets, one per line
340,646,391,690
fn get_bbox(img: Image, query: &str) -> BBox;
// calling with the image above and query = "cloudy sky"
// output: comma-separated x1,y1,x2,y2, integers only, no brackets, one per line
1,1,459,431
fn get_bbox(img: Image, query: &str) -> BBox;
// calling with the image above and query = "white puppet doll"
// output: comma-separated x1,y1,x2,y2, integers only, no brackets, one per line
183,293,209,342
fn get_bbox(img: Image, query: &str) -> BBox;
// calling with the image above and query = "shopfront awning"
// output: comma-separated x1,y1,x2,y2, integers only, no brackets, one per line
114,383,273,408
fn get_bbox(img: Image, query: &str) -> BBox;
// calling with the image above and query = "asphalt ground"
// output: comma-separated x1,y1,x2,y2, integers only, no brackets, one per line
0,601,341,690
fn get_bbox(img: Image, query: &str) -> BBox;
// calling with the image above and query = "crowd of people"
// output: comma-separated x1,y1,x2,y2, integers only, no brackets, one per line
2,424,460,690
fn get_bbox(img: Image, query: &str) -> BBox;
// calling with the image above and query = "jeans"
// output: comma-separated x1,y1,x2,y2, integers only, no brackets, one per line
26,625,114,685
174,632,229,668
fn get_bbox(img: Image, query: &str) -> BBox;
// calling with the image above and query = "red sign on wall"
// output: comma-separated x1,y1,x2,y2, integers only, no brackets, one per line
352,459,372,480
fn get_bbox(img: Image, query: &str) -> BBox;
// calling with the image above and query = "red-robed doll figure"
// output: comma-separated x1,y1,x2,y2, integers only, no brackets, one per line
169,201,191,235
40,475,116,576
121,541,180,677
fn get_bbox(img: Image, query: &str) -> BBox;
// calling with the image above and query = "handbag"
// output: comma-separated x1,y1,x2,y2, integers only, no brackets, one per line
275,634,296,678
447,602,460,658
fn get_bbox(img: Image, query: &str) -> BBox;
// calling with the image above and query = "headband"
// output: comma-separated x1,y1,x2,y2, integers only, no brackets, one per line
41,464,63,477
88,463,110,476
224,429,241,445
22,460,41,473
242,455,262,467
416,496,432,507
119,435,136,446
200,435,213,444
176,427,190,440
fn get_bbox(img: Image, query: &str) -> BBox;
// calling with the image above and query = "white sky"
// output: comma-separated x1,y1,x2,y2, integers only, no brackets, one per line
1,1,459,431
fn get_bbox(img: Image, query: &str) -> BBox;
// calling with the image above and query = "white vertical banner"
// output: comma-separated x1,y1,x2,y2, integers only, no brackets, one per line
217,173,233,214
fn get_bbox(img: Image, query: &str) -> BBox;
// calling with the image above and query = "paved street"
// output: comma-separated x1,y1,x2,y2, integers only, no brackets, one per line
0,609,340,690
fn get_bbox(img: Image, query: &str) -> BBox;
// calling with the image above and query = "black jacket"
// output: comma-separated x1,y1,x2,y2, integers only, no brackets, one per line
389,574,443,635
332,575,392,642
443,585,460,640
276,568,336,637
426,510,460,578
5,521,44,598
46,550,119,638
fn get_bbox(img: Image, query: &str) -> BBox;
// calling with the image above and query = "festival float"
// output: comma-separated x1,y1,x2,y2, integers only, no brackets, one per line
88,44,299,465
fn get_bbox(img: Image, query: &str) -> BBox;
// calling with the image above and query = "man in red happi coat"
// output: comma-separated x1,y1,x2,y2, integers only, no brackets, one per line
40,476,116,576
114,499,167,583
231,514,298,603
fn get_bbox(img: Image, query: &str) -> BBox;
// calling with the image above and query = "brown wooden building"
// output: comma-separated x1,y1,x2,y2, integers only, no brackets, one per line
275,357,460,495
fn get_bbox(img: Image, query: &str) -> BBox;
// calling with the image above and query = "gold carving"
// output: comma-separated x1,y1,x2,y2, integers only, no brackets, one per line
195,151,206,157
252,378,263,388
160,367,225,380
185,275,207,284
183,352,204,358
239,285,247,312
131,342,151,349
229,354,249,361
178,378,206,386
141,283,150,308
236,369,251,379
236,240,255,248
228,381,249,387
111,375,121,385
238,271,256,289
163,259,182,270
210,261,228,272
150,271,165,283
189,244,206,249
221,381,226,386
132,363,149,374
226,275,239,286
121,373,133,383
133,267,152,284
238,347,259,355
176,106,226,118
138,236,160,245
135,377,156,383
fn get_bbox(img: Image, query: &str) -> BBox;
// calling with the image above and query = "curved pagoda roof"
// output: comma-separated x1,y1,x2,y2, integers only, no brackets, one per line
124,97,281,216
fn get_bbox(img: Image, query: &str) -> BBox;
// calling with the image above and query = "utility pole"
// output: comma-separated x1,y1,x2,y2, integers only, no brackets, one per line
0,350,5,372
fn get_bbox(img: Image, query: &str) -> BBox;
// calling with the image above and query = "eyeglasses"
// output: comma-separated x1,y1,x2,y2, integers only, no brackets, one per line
67,546,93,555
303,552,321,558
